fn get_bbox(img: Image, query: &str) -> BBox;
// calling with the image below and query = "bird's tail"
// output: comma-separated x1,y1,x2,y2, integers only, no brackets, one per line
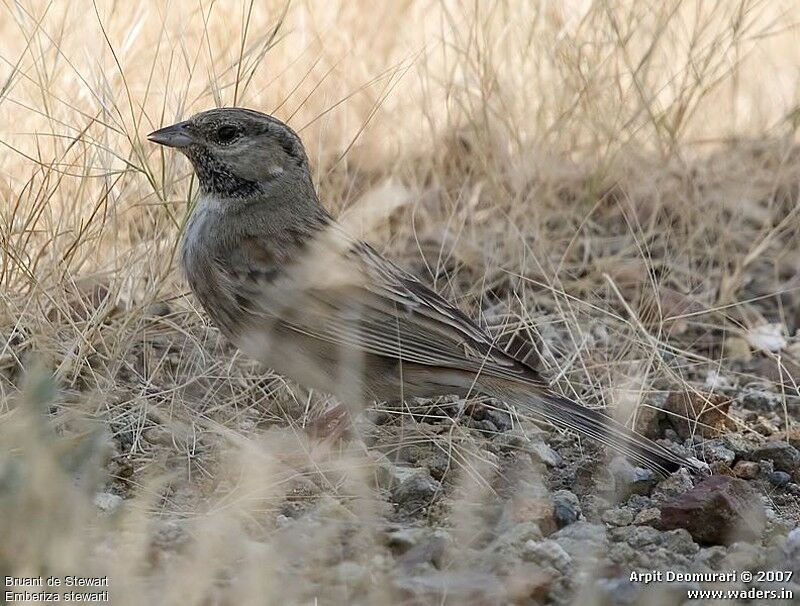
481,379,704,477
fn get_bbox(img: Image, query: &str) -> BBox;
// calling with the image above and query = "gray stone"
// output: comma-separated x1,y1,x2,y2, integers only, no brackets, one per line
602,507,634,527
485,409,513,432
490,521,545,558
491,429,527,452
610,456,657,499
398,442,452,480
751,441,800,472
700,439,736,465
397,529,451,571
374,455,442,509
722,433,759,457
609,525,699,556
552,490,581,527
470,418,499,434
607,526,699,571
392,467,441,508
529,440,562,467
522,539,572,573
632,507,661,526
738,388,780,412
768,470,791,486
552,522,607,564
151,519,189,550
652,468,693,502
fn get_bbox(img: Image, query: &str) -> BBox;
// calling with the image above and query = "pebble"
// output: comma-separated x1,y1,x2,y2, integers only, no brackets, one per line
768,470,791,487
732,460,760,479
397,529,451,570
751,441,800,472
551,522,607,563
528,440,562,467
609,456,657,498
738,388,780,412
522,539,572,572
700,440,736,465
392,468,441,507
551,490,581,528
607,526,700,573
601,507,634,527
633,507,661,526
483,408,513,432
659,476,765,545
722,433,758,457
374,455,442,509
610,525,699,556
652,468,693,502
151,519,189,550
492,521,544,552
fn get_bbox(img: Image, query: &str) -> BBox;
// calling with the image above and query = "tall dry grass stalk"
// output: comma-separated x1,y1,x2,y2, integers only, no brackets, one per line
2,0,800,603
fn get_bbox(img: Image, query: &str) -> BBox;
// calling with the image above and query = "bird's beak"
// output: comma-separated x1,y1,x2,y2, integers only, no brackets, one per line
147,121,193,148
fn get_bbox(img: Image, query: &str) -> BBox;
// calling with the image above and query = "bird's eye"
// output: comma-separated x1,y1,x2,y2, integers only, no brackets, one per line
216,125,238,144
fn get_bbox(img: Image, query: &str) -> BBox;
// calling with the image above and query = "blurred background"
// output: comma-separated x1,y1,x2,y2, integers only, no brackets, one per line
2,1,800,604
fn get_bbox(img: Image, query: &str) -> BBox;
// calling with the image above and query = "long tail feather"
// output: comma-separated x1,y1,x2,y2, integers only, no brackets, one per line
483,381,703,476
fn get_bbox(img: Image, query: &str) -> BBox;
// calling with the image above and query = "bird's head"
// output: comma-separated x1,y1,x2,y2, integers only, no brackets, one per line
148,108,311,199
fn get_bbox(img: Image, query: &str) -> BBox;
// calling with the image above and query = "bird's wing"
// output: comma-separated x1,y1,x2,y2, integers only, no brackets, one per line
222,223,703,476
227,222,541,385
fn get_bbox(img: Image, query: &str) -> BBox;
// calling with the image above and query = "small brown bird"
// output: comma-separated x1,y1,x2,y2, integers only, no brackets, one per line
148,108,702,476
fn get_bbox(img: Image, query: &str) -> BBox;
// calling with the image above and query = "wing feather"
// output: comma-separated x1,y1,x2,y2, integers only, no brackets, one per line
225,225,537,383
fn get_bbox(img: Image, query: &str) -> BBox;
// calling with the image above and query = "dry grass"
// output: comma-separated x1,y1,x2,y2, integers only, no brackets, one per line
2,0,800,604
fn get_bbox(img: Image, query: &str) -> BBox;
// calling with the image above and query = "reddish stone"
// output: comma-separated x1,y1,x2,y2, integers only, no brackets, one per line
732,460,760,479
659,476,765,545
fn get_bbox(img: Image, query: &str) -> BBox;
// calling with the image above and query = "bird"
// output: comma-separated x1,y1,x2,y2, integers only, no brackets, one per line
148,107,703,476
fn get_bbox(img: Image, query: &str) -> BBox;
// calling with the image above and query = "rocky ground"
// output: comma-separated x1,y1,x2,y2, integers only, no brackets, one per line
6,160,800,603
5,143,800,604
6,2,800,603
69,305,800,605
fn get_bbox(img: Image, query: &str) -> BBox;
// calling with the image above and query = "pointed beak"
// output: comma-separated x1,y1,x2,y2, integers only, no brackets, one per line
147,121,193,148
